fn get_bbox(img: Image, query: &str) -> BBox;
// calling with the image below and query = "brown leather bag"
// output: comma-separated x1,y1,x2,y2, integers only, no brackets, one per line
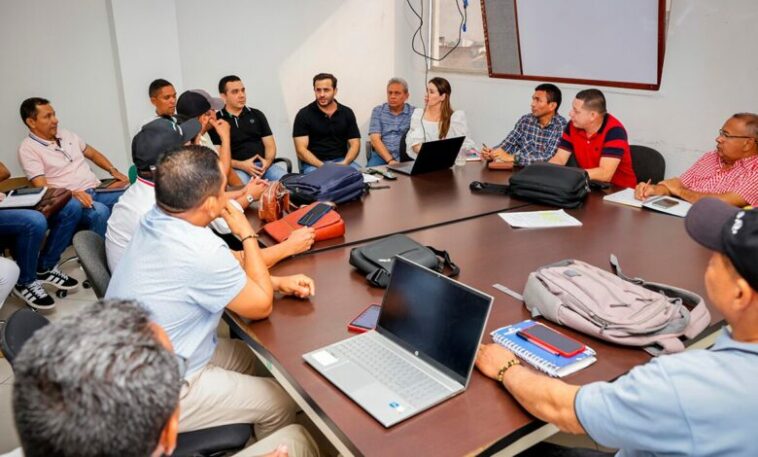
34,188,72,219
262,202,345,242
258,182,291,223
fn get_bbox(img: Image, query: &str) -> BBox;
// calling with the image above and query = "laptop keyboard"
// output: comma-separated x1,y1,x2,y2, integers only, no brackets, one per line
330,336,451,408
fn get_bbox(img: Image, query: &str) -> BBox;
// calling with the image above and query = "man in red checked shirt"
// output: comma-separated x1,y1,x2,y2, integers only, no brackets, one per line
635,113,758,207
549,89,637,188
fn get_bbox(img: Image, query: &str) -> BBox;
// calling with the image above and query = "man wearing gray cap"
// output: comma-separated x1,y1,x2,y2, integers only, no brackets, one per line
475,198,758,456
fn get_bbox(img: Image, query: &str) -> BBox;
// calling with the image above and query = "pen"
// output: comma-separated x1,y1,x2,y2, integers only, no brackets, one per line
643,179,652,197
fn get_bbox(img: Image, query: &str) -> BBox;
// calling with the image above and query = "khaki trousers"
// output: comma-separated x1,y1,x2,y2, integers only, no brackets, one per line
233,424,320,457
179,338,297,440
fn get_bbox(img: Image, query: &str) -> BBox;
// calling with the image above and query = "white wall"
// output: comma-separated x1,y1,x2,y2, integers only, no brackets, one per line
0,0,130,177
175,0,399,165
2,1,755,179
110,0,184,137
397,0,758,177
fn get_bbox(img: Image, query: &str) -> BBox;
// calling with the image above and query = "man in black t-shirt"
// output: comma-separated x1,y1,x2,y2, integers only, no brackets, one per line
292,73,361,174
210,75,287,182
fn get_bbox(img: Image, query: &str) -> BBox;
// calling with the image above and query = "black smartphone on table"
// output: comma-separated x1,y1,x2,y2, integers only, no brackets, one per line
297,203,333,227
347,304,381,333
517,323,586,357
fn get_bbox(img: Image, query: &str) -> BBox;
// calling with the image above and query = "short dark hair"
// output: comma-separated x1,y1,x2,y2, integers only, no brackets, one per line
218,75,242,94
732,112,758,139
155,145,223,213
149,79,174,98
575,88,607,114
13,300,181,457
19,97,50,125
535,83,562,111
313,73,337,89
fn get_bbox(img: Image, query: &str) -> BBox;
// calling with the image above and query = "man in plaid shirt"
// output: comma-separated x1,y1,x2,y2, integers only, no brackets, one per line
481,83,567,166
635,113,758,207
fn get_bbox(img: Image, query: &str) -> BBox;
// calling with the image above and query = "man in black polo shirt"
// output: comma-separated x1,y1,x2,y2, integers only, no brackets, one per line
293,73,361,174
210,75,287,182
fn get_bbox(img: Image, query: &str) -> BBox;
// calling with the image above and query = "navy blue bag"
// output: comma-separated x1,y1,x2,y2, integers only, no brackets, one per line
281,163,366,205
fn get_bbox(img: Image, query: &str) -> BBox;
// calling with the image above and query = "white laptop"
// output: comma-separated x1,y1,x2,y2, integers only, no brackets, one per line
303,256,493,427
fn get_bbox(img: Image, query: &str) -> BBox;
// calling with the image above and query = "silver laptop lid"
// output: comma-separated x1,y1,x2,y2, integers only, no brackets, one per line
376,256,493,386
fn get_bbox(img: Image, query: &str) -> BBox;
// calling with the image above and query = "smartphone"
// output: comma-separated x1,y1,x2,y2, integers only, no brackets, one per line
97,178,118,189
10,187,44,196
652,197,679,209
517,323,585,357
297,202,332,227
348,304,381,333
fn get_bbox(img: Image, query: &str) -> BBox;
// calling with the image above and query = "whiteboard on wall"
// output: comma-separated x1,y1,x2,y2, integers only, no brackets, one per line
482,0,665,90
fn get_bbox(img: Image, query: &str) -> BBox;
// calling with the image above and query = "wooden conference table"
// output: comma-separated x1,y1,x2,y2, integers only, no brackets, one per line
228,164,721,456
251,164,530,252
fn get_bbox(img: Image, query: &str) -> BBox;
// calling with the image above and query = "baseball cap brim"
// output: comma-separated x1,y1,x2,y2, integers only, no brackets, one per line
684,198,739,252
177,118,201,142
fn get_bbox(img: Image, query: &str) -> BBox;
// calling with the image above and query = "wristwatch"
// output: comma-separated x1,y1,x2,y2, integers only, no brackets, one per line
245,194,255,207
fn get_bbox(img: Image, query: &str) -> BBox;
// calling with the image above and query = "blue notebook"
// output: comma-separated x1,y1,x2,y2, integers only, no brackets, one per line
490,320,596,378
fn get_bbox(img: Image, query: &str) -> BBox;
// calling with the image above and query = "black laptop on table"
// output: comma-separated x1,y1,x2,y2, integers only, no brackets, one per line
388,136,465,176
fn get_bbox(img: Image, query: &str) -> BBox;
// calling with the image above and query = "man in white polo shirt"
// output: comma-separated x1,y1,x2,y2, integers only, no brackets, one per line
17,97,128,236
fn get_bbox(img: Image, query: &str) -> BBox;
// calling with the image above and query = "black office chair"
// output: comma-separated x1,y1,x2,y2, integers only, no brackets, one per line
272,157,293,174
630,144,666,184
0,308,50,364
72,231,110,299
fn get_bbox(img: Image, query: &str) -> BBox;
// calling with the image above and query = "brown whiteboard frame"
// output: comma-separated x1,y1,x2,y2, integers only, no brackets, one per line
481,0,666,91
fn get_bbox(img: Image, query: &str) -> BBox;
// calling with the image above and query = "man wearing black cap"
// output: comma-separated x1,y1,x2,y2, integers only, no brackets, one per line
176,90,244,187
105,118,315,272
474,198,758,456
105,117,201,271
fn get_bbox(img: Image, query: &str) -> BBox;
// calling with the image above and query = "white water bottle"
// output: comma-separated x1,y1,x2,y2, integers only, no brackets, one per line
455,149,467,167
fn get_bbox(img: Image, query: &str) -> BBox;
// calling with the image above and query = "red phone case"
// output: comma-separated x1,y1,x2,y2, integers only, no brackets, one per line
347,305,380,333
518,325,585,358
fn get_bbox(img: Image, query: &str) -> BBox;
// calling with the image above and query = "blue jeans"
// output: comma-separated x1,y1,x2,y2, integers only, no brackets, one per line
78,188,125,236
301,159,362,174
234,161,288,183
0,198,82,285
367,151,399,167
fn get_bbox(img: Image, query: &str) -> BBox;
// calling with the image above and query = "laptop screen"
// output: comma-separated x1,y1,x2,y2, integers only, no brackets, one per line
376,256,493,385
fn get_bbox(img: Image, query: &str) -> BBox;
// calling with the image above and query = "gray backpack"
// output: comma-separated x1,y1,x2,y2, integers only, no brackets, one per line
522,255,711,354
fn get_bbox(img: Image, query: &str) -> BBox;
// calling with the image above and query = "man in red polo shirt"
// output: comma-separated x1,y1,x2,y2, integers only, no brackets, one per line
634,113,758,207
550,89,637,188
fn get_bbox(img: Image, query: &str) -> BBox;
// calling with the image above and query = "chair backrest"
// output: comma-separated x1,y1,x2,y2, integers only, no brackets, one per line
0,309,50,365
630,145,666,184
73,231,110,298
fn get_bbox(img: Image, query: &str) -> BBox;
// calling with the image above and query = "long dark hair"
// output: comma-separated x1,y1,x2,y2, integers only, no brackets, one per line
428,77,453,139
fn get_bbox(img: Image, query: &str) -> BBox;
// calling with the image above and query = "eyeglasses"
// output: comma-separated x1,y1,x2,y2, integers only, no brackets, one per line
718,129,758,140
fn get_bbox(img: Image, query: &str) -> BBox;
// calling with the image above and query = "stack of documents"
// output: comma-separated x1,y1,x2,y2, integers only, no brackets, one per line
498,209,582,228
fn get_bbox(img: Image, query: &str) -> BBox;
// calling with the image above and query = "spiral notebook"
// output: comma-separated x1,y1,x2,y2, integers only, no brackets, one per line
490,320,596,378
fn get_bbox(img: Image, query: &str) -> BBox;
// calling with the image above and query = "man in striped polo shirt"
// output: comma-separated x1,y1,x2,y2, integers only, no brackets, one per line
550,89,637,188
635,113,758,207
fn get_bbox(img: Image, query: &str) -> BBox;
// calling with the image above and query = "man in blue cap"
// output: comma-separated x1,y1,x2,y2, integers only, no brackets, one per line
476,198,758,456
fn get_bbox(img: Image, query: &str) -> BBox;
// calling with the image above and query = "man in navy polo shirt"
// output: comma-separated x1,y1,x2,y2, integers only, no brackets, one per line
549,89,637,188
293,73,361,174
210,75,287,183
476,198,758,456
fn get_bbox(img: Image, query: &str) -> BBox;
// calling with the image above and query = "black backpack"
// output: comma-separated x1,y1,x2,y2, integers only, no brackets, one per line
281,163,366,205
470,163,590,208
349,234,460,288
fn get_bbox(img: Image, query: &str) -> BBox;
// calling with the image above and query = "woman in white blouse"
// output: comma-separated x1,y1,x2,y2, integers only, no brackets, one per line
405,77,476,159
